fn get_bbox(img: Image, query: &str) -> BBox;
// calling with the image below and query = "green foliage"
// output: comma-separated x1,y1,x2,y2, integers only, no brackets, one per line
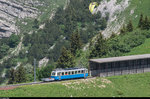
126,20,133,32
125,31,146,48
120,24,126,35
8,65,27,84
107,29,146,57
0,44,9,59
2,72,150,97
124,38,150,56
57,47,75,68
139,15,150,30
32,19,39,29
110,32,117,39
0,36,10,59
70,30,82,55
37,64,55,80
142,16,150,30
22,0,107,63
141,30,150,38
89,33,108,58
8,34,20,48
103,15,150,58
3,58,17,69
15,65,27,83
138,13,144,28
8,68,16,84
26,74,34,82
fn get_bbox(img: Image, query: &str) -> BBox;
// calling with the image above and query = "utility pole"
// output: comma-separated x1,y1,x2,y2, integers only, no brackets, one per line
34,58,36,82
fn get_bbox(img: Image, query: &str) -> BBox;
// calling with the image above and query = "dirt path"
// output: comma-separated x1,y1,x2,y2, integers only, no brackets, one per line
0,86,18,90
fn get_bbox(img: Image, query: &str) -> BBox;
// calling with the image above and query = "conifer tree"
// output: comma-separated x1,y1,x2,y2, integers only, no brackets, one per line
138,13,144,28
70,30,82,55
15,65,26,83
89,33,108,58
32,19,39,29
8,68,16,84
143,16,150,30
110,32,117,39
126,20,133,32
120,24,126,34
57,47,75,68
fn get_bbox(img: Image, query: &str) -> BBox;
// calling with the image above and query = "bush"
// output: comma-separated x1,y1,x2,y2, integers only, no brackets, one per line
8,34,20,48
126,32,146,48
0,44,10,59
26,74,34,82
116,90,124,96
37,65,55,80
141,30,150,38
118,42,131,53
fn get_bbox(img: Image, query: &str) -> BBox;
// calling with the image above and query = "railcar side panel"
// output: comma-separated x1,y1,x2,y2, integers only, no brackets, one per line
51,73,88,80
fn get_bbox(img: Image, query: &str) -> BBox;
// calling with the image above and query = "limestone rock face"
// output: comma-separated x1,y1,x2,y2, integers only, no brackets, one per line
0,0,41,38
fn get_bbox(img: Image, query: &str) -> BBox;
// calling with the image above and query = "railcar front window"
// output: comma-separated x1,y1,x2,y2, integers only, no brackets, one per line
52,72,55,76
86,70,88,73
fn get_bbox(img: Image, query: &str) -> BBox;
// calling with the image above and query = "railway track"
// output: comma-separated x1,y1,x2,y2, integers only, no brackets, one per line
0,77,95,88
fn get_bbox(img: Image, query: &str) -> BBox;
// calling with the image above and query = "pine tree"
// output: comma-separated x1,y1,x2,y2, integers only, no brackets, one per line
8,68,16,84
70,30,82,55
110,32,117,39
15,65,26,83
120,24,126,34
142,16,150,30
138,13,144,28
148,18,150,30
89,33,108,58
32,19,39,29
126,20,133,32
57,47,75,68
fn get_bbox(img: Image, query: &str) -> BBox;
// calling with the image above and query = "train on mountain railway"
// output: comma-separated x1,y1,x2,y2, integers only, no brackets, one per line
41,68,88,82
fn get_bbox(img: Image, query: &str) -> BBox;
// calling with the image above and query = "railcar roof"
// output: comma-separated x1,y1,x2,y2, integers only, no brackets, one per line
52,68,87,72
89,54,150,63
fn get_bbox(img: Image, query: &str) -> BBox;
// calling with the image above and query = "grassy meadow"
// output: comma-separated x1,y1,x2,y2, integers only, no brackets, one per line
124,38,150,56
1,72,150,97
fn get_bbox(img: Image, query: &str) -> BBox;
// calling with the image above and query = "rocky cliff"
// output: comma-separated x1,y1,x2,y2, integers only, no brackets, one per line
0,0,43,38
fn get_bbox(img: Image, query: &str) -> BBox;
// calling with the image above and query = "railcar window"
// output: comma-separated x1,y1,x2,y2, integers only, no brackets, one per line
75,71,77,74
57,72,61,76
78,70,81,74
62,72,64,76
65,72,68,75
81,70,84,73
68,72,71,75
52,72,55,76
72,71,74,75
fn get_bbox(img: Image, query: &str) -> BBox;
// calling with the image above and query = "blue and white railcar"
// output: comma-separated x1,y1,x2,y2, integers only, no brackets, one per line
51,68,88,81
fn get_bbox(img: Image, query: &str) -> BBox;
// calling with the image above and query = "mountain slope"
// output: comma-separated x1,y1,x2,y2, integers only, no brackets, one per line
0,0,40,38
0,0,150,86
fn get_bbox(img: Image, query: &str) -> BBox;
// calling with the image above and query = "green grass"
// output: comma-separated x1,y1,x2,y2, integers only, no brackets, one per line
124,38,150,56
1,72,150,97
115,0,150,28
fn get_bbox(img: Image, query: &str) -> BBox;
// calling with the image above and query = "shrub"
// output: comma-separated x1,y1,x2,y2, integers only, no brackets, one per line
126,32,145,48
116,90,124,96
141,30,150,38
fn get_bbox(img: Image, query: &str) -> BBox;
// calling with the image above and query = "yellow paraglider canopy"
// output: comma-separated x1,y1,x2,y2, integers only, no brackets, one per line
89,2,99,14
